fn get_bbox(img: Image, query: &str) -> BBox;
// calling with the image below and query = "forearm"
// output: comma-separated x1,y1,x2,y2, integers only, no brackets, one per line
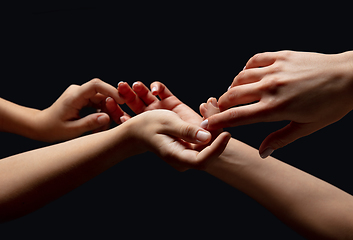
0,124,135,222
335,50,353,106
206,138,353,239
0,98,41,139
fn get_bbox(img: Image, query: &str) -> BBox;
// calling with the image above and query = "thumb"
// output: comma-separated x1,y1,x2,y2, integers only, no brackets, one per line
164,119,213,145
259,121,317,158
70,113,111,135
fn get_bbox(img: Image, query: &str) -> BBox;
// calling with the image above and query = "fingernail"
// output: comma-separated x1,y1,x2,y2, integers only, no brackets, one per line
120,116,126,123
200,119,208,129
243,65,247,70
260,148,274,159
132,82,138,87
196,130,211,142
228,85,231,91
97,115,109,125
210,98,218,108
117,81,124,87
151,86,157,94
105,97,112,102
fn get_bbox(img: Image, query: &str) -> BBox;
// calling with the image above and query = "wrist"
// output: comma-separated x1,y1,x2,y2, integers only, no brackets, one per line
338,51,353,109
114,116,149,156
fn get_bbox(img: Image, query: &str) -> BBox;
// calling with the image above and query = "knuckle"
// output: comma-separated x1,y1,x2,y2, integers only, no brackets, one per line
227,109,239,120
89,78,103,86
278,50,292,60
233,70,247,85
260,76,281,94
227,89,238,103
66,84,79,92
251,53,262,62
181,124,195,138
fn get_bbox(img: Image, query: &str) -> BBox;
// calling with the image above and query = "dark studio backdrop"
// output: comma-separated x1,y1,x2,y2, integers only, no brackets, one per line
0,3,352,239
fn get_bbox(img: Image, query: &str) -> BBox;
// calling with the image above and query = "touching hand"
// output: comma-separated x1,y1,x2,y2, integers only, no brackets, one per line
105,81,231,170
203,50,353,158
36,79,127,142
124,109,231,171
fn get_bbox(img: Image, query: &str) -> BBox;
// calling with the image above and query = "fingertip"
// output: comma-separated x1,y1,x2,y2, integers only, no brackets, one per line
132,81,142,91
150,82,160,95
151,86,158,95
97,113,110,125
199,103,207,117
259,148,274,159
196,130,212,143
120,116,130,123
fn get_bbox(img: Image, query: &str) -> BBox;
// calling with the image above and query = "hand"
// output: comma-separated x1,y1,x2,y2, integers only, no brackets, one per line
123,109,231,171
36,79,127,142
105,81,231,170
115,81,203,126
204,50,353,157
116,81,224,139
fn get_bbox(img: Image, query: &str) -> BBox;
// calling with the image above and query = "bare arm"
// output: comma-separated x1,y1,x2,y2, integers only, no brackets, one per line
0,79,126,142
205,137,353,239
111,80,353,238
0,110,228,222
0,97,41,138
0,121,134,222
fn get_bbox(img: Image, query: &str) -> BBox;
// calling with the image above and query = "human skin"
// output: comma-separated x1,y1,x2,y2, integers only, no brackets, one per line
0,109,230,222
115,81,353,239
202,50,353,158
0,79,127,142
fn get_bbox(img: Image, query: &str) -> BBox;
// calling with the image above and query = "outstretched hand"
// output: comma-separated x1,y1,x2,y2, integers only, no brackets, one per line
115,81,203,126
204,51,353,158
105,81,231,171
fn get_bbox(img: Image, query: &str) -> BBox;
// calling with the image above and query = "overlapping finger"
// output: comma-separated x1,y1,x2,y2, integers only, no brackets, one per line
218,83,262,112
231,67,268,88
117,82,146,114
245,52,278,69
132,81,159,106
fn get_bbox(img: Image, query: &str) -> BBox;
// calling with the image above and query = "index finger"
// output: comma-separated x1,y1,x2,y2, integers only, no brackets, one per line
76,78,124,106
245,52,278,69
205,102,268,130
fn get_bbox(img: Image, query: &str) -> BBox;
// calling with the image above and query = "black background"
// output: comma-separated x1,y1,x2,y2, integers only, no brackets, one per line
1,3,352,239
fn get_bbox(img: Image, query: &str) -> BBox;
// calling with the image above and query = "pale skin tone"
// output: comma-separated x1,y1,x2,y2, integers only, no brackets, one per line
114,81,353,239
201,50,353,158
0,79,231,222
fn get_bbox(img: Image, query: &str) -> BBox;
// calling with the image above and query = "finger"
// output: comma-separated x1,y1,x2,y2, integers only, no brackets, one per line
162,116,213,144
245,52,278,69
194,132,231,169
150,81,175,100
76,79,124,107
104,97,129,124
87,93,108,107
165,132,231,171
218,83,262,112
204,102,269,130
68,112,111,136
120,115,131,123
259,122,319,158
200,97,220,119
231,67,268,88
132,81,159,106
117,82,146,114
